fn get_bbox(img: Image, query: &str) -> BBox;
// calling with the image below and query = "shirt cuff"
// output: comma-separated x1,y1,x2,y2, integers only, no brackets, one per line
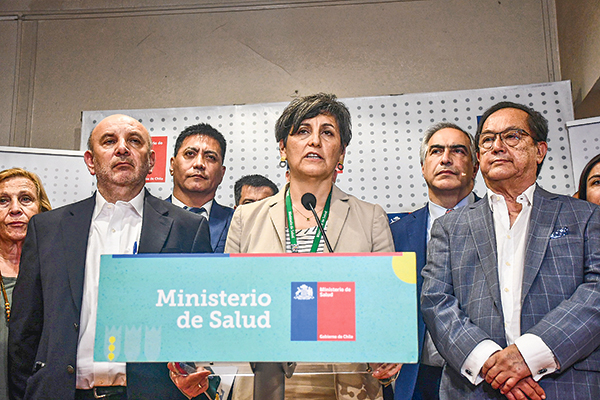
514,333,558,381
461,340,502,385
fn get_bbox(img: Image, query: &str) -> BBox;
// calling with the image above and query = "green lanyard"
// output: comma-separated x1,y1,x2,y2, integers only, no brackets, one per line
285,188,332,253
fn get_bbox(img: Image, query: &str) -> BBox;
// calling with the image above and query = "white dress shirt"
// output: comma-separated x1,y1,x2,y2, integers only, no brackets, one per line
461,184,557,385
427,192,475,241
422,192,475,367
76,190,144,389
171,195,212,221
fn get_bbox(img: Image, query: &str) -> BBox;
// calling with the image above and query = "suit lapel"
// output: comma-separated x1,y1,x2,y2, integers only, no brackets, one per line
521,187,560,301
209,202,227,251
326,186,349,253
267,191,287,252
139,191,174,253
468,198,503,313
60,196,95,313
411,207,428,268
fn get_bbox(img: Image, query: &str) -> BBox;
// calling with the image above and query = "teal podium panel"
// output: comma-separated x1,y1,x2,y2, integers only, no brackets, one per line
94,253,418,363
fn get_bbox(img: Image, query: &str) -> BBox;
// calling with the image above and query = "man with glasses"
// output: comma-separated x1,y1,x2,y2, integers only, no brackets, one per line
421,102,600,400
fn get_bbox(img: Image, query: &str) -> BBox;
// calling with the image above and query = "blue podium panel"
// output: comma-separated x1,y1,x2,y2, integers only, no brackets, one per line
95,253,417,363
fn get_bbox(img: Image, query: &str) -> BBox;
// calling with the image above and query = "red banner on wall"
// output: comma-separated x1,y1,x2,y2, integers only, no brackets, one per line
146,136,168,183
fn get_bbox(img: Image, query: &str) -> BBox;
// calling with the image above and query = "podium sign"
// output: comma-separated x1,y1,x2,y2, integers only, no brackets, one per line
94,253,418,363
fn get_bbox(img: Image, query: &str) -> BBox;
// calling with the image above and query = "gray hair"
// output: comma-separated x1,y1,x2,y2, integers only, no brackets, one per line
419,122,477,165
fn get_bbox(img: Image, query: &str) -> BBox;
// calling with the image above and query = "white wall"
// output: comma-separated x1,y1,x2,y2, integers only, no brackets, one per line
0,0,560,150
556,0,600,113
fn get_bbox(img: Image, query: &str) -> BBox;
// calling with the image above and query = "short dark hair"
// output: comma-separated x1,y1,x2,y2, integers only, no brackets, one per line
234,174,279,205
475,101,549,175
419,122,477,166
578,153,600,201
275,93,352,149
174,123,226,161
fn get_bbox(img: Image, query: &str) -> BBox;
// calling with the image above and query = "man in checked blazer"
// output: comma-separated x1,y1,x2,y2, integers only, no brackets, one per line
421,102,600,400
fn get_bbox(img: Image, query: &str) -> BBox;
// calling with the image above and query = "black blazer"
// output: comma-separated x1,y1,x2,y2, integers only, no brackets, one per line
9,190,212,400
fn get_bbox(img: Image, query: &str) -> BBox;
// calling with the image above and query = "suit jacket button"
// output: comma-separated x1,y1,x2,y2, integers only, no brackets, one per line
67,365,75,374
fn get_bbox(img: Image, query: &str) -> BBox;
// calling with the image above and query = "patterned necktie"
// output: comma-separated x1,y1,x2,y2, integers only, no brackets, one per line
445,208,454,214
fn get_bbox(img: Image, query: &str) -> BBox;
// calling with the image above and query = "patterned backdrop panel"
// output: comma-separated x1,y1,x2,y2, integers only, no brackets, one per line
1,81,575,211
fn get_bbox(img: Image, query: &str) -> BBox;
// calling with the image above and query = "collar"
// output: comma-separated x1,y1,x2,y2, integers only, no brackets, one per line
93,188,145,219
487,183,535,212
428,191,475,220
171,194,213,218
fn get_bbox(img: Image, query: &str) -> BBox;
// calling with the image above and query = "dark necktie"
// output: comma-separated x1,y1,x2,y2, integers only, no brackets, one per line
382,383,394,400
185,206,206,216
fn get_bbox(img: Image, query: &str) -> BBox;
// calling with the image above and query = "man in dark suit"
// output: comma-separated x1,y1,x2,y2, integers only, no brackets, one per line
8,114,212,400
390,122,479,400
422,102,600,400
167,123,234,253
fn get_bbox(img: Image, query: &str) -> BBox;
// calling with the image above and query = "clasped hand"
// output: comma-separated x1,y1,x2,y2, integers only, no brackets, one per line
167,362,211,400
480,345,546,400
370,363,402,381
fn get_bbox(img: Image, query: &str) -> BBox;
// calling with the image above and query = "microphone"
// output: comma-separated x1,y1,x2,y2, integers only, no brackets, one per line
301,193,334,253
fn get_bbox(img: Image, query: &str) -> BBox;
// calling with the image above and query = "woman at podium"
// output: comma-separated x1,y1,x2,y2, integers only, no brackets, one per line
224,93,401,400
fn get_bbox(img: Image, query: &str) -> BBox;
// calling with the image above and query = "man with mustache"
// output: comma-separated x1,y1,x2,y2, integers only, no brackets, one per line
421,102,600,399
9,114,212,399
390,122,479,400
167,123,234,254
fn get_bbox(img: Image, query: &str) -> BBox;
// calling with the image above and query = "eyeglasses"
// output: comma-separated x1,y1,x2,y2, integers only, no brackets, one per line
479,128,531,151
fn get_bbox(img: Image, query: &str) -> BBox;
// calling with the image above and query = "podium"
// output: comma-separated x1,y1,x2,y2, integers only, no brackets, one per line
95,253,418,399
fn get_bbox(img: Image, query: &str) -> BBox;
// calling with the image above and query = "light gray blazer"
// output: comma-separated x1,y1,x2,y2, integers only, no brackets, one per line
421,186,600,400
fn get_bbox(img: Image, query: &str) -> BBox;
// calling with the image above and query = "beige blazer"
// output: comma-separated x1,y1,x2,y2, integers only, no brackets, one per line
225,184,393,254
225,184,393,400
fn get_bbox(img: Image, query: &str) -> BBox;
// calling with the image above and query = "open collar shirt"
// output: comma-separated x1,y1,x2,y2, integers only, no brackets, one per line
461,184,557,385
76,189,144,389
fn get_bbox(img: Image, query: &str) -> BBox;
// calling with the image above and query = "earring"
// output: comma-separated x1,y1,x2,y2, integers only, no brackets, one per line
336,162,344,172
279,157,288,168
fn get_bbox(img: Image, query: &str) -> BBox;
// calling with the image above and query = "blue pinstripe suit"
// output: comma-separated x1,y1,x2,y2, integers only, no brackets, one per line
421,186,600,399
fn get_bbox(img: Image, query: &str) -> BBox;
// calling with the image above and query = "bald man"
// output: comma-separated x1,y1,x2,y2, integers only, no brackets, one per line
9,115,212,400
